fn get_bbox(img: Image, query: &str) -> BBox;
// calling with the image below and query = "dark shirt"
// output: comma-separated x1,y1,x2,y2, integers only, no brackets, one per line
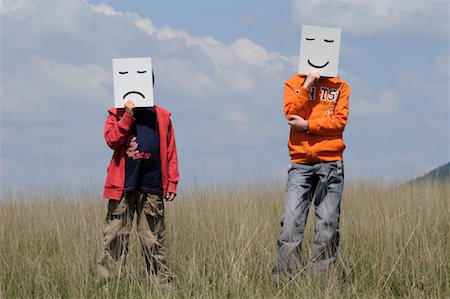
124,107,162,194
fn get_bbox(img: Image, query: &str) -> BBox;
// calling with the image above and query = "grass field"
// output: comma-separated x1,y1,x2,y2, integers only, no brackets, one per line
1,179,449,298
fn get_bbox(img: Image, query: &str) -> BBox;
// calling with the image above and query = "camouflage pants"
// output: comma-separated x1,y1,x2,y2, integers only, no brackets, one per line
97,192,172,282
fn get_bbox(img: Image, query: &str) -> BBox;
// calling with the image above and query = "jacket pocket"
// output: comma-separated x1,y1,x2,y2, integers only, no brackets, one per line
311,137,345,153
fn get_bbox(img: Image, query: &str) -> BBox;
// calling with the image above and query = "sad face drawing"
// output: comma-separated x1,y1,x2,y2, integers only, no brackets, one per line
113,57,154,108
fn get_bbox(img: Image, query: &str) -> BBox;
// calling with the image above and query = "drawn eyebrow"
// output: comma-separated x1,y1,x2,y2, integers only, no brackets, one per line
306,38,315,41
324,39,334,43
119,71,128,74
137,70,147,74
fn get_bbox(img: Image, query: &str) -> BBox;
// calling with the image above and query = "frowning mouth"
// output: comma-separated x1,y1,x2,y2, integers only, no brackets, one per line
307,59,329,69
123,91,145,99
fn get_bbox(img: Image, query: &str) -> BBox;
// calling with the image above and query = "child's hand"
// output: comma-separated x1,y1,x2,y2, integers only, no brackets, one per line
165,192,176,201
303,70,320,89
124,100,135,116
288,115,309,132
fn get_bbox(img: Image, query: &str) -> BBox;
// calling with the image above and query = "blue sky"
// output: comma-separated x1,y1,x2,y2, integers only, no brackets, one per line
1,0,449,194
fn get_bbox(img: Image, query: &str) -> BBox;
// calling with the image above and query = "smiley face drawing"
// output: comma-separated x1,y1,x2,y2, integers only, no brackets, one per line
113,57,154,108
298,25,341,78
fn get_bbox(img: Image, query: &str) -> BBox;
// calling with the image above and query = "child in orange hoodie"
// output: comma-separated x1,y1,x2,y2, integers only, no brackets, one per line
274,69,350,280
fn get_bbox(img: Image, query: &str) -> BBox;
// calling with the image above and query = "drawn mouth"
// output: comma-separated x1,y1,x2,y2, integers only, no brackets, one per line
307,59,329,69
122,91,145,99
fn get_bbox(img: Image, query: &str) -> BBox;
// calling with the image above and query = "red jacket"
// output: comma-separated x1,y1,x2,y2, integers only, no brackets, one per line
103,105,179,200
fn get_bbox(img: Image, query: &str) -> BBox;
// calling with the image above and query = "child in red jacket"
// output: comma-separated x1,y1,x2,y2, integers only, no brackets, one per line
97,96,179,285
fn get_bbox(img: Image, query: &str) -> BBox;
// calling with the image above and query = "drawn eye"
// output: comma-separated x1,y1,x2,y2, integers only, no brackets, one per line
306,38,315,41
119,71,128,74
324,39,334,43
137,70,147,74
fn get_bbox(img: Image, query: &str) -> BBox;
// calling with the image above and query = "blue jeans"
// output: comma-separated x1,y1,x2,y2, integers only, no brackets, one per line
274,161,344,277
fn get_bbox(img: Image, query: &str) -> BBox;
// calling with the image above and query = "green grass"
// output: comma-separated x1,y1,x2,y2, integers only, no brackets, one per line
1,180,449,298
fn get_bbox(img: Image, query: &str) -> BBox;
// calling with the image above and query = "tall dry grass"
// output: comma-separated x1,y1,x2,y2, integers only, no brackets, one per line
0,180,448,298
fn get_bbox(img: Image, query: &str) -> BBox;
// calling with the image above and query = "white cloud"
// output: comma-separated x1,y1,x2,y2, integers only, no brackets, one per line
337,71,400,116
1,0,292,189
1,0,36,15
433,54,450,76
424,117,447,132
351,90,400,115
241,10,266,25
292,0,448,38
2,0,447,191
231,38,287,70
396,69,448,108
2,56,110,120
88,2,292,94
88,2,120,16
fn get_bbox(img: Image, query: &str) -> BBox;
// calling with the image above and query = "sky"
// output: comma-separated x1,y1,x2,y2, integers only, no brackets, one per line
1,0,449,195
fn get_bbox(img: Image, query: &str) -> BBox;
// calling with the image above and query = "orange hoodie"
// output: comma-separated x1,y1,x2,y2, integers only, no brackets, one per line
284,74,350,163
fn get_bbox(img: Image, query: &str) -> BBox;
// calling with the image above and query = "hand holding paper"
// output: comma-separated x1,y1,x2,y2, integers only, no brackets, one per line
124,100,135,116
303,70,321,89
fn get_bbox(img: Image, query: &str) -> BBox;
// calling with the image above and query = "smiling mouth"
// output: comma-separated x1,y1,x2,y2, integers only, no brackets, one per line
307,59,329,69
123,91,145,99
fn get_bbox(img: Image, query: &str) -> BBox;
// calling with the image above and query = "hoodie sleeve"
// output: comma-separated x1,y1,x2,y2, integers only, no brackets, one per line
307,82,350,136
284,76,311,119
104,110,135,150
166,117,179,194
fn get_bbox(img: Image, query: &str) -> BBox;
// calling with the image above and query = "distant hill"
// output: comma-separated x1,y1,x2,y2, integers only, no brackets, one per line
412,162,450,183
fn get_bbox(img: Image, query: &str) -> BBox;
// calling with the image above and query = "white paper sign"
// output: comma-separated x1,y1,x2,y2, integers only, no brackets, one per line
298,25,341,77
113,57,154,108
